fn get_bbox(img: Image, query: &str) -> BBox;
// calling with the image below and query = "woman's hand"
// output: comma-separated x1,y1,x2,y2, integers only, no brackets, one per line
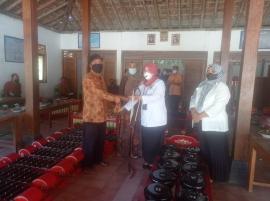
192,111,209,123
192,112,201,123
129,96,141,101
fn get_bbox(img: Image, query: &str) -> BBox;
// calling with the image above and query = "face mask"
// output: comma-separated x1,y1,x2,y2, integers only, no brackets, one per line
207,73,218,80
92,64,103,74
144,72,153,80
128,68,137,75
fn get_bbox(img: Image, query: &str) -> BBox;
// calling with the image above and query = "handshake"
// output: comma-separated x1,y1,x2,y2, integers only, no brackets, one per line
113,95,142,113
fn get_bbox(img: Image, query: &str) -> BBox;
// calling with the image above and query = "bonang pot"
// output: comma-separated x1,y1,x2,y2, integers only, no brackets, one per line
144,183,172,201
161,149,181,161
181,171,205,190
181,162,200,174
151,169,177,187
183,153,199,164
184,147,200,155
177,188,208,201
160,144,178,154
158,159,180,173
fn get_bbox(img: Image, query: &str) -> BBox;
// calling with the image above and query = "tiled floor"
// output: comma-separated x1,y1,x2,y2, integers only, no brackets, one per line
1,117,270,200
51,156,270,201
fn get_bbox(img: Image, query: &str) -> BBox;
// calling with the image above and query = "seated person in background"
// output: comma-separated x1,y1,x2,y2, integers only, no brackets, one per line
3,73,21,97
55,77,74,98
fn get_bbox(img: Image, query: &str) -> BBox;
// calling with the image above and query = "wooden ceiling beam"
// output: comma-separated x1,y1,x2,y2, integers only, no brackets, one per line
234,0,247,27
200,0,206,28
5,0,20,11
212,0,219,28
47,15,65,27
61,0,75,32
38,2,68,20
108,0,124,30
38,0,57,11
167,0,170,28
15,0,57,15
0,0,8,7
92,1,108,30
42,11,66,25
130,0,143,29
141,0,151,28
178,0,181,27
71,9,81,31
154,0,161,29
118,0,133,30
189,0,193,28
96,0,114,30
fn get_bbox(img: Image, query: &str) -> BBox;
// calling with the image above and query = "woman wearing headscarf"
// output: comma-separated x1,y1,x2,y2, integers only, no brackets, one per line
189,64,231,182
123,63,167,169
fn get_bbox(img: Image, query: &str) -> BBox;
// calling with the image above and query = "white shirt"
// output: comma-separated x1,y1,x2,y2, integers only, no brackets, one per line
189,82,231,132
124,79,167,127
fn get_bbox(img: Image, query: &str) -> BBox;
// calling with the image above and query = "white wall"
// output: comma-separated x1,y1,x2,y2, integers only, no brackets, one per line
60,30,244,83
0,14,61,98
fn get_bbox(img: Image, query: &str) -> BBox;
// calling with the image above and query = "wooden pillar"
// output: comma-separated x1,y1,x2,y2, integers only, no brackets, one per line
82,0,90,76
234,0,264,161
22,0,40,137
220,0,234,82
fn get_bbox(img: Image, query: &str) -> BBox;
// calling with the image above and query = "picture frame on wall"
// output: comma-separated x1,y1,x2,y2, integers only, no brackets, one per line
78,32,100,48
160,30,168,42
239,30,270,49
4,35,24,63
171,33,180,46
147,34,156,45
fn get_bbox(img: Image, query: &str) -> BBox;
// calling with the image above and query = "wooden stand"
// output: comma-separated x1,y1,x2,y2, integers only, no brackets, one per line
248,133,270,192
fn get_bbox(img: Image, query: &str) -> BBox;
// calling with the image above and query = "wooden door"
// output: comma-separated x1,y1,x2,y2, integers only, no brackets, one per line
62,51,77,96
182,60,206,109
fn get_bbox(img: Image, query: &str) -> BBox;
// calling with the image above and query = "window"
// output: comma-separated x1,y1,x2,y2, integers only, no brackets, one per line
38,44,47,83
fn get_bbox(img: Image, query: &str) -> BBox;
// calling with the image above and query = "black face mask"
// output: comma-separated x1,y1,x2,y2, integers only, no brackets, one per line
92,64,103,74
206,73,218,80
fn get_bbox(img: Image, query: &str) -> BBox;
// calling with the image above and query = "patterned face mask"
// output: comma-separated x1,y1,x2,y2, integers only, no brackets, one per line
143,72,153,80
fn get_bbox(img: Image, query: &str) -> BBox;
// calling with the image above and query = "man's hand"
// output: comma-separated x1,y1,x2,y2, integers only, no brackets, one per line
115,97,121,104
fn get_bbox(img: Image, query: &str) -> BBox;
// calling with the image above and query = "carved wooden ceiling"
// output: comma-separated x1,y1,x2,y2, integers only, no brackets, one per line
0,0,270,33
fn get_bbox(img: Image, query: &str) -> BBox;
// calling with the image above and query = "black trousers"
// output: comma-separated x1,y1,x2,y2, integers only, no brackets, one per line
198,129,230,182
82,122,106,167
141,126,166,164
168,95,181,114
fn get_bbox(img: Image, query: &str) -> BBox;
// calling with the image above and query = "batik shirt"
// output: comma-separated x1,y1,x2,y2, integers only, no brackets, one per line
82,72,117,123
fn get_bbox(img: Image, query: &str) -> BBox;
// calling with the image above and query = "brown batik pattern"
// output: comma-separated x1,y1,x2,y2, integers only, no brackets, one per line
82,72,118,123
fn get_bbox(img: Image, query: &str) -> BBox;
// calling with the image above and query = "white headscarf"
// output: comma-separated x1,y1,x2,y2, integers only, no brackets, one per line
196,64,224,112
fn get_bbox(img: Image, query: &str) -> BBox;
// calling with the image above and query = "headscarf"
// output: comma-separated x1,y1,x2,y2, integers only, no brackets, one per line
143,63,159,86
196,64,224,112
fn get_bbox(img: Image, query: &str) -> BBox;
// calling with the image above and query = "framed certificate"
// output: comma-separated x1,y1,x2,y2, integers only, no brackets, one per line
78,32,100,48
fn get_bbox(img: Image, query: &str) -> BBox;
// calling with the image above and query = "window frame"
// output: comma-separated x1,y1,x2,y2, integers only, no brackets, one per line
38,44,47,83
